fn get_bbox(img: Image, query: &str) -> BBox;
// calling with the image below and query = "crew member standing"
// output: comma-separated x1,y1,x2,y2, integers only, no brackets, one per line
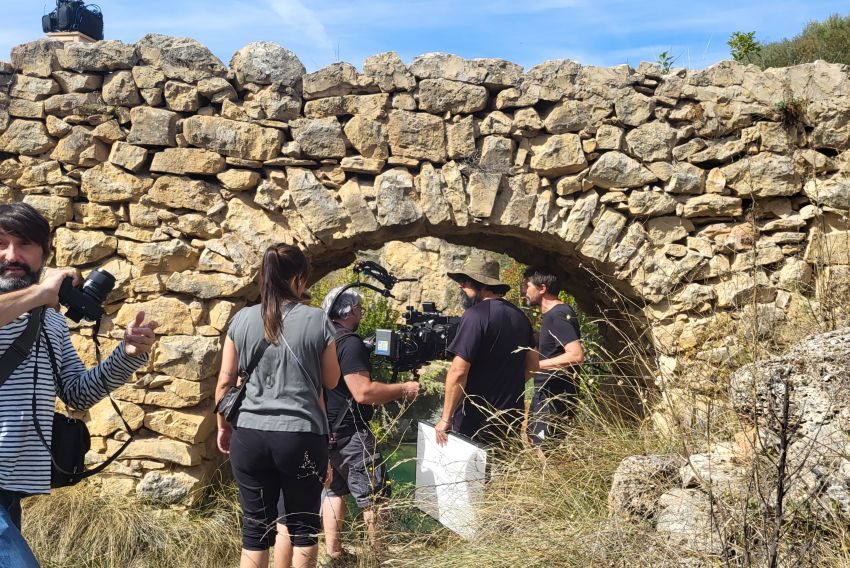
522,266,584,446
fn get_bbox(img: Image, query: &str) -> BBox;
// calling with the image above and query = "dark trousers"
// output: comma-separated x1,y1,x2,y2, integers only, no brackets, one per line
229,427,328,550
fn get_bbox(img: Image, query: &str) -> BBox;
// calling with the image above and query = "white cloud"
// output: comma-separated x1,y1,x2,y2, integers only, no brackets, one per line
267,0,334,51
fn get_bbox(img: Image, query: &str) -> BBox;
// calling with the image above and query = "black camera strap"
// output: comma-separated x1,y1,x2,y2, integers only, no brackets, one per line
31,310,136,480
0,307,44,388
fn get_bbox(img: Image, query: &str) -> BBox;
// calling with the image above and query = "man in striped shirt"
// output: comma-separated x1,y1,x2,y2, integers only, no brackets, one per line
0,203,157,567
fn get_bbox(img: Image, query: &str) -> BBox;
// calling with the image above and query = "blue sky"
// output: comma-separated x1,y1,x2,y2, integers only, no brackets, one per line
2,1,848,72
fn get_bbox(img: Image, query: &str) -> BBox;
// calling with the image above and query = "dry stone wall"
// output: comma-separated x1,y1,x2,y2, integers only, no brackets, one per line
1,34,850,501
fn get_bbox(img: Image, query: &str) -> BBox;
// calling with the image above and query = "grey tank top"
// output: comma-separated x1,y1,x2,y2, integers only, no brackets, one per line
226,302,335,434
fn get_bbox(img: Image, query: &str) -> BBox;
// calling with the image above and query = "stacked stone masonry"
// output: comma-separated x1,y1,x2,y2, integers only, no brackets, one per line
1,35,849,503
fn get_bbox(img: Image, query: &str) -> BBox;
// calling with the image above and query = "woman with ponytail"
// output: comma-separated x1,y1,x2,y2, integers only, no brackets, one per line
215,244,340,568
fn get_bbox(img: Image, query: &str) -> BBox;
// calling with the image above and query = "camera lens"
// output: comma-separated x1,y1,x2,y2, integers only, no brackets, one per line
82,268,116,303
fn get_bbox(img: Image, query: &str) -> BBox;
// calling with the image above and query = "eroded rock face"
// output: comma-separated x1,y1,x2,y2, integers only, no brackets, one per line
3,35,849,506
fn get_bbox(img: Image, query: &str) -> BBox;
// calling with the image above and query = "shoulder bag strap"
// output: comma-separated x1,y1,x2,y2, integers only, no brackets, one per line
240,337,270,383
0,306,44,388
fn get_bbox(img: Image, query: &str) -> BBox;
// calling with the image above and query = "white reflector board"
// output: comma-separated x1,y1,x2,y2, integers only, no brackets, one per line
415,421,488,539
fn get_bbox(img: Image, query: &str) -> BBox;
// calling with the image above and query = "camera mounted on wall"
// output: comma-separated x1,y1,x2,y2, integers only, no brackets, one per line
327,261,460,380
42,0,104,41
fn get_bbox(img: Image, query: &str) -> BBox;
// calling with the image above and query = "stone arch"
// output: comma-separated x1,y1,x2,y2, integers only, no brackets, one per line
1,35,849,501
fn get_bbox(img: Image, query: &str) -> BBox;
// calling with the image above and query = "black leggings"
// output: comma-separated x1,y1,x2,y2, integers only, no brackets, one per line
229,428,328,550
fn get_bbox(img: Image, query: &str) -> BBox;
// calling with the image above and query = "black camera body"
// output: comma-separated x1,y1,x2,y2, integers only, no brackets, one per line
58,268,115,322
42,0,104,41
372,302,460,373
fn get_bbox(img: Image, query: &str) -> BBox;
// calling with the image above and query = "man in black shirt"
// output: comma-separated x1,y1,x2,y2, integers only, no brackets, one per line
436,257,537,447
522,266,584,446
313,286,419,563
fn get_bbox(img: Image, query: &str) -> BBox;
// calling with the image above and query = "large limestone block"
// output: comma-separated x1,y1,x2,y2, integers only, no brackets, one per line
102,70,142,106
81,162,150,203
447,116,476,160
683,195,743,218
222,196,294,253
136,33,227,82
479,136,514,174
10,40,62,77
115,297,194,335
147,176,223,213
608,454,683,521
303,94,389,121
53,71,102,93
804,230,850,265
665,162,706,194
8,98,44,120
529,134,587,177
343,115,388,160
543,100,592,134
53,228,116,266
362,52,416,92
108,141,148,172
467,171,502,218
291,117,346,160
22,195,72,228
614,91,655,127
87,398,145,437
154,335,221,381
150,148,225,175
723,153,801,197
165,271,253,299
387,110,447,163
491,173,539,227
9,75,59,101
647,216,694,244
339,178,380,233
118,238,199,275
803,176,850,210
127,107,178,147
216,169,260,192
144,406,215,445
416,163,452,226
110,436,201,466
596,125,624,151
286,167,349,237
163,81,199,112
0,120,55,155
303,62,375,99
627,190,677,217
409,53,522,88
230,41,305,88
57,40,137,72
560,190,599,243
183,115,282,161
625,121,677,162
136,470,207,505
42,92,103,117
50,126,108,166
17,160,66,188
656,488,723,555
580,208,627,262
441,161,469,226
417,79,488,114
131,65,166,89
375,168,423,227
586,151,658,189
714,271,773,308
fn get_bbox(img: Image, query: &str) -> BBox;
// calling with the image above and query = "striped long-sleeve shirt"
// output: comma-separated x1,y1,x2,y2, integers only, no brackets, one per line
0,308,148,494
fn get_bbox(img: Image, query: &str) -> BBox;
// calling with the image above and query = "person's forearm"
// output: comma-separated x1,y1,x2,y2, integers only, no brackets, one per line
440,370,466,423
358,382,407,406
0,285,48,327
540,351,584,370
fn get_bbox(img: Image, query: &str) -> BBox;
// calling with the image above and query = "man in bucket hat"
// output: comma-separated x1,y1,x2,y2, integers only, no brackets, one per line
435,256,538,447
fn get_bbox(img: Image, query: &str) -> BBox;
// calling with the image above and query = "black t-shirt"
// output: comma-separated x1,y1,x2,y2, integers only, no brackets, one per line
446,298,535,438
535,303,581,387
325,323,374,434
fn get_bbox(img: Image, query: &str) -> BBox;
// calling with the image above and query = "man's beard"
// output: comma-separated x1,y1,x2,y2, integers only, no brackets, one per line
0,261,40,293
459,289,481,310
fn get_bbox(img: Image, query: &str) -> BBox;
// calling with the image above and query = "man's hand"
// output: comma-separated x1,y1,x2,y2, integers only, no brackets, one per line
37,267,78,308
124,310,158,357
435,418,451,446
400,381,420,402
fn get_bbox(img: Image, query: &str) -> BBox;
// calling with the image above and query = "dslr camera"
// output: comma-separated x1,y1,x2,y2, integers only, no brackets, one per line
58,268,115,322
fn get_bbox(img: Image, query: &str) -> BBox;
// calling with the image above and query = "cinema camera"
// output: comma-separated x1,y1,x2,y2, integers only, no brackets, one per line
42,0,104,41
330,261,461,379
